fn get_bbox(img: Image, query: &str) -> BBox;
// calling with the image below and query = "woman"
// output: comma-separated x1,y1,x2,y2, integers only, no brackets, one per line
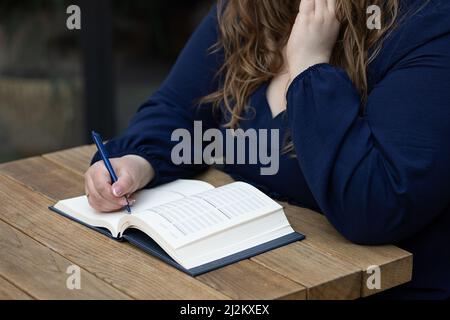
85,0,450,299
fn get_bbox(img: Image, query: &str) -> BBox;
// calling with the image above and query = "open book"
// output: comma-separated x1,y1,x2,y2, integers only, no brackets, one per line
50,180,304,276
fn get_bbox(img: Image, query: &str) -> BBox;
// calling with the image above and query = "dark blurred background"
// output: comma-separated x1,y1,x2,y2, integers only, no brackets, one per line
0,0,212,163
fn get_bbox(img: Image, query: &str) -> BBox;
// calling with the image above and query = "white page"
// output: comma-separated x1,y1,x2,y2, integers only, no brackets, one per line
57,196,127,236
132,179,215,214
131,189,184,213
135,197,227,243
135,182,282,248
152,180,215,197
56,180,214,236
177,214,293,269
193,182,280,219
56,188,183,232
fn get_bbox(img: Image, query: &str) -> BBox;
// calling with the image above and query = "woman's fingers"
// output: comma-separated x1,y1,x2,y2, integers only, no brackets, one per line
86,175,123,212
84,155,155,213
314,0,327,19
111,171,136,198
85,164,128,212
286,0,341,79
299,0,315,16
94,174,129,207
300,0,337,22
326,0,337,13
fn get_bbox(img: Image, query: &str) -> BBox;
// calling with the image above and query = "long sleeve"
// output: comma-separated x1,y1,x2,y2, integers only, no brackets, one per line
286,21,450,244
92,5,222,187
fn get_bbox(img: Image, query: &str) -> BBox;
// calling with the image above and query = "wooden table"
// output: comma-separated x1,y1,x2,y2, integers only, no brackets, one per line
0,145,413,300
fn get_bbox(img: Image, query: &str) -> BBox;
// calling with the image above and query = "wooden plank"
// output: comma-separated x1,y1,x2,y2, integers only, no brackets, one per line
0,276,33,300
0,157,85,201
198,260,306,300
0,219,130,300
252,242,361,300
43,145,97,175
283,205,412,297
0,175,228,300
0,158,308,300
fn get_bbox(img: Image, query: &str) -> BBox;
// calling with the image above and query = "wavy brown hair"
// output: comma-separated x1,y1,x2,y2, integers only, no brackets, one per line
201,0,400,128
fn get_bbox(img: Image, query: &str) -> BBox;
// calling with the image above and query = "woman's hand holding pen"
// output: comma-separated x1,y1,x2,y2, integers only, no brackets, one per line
286,0,340,80
85,155,155,213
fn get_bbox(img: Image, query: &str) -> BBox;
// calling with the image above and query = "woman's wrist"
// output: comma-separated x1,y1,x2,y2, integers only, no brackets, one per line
122,155,155,189
288,56,330,80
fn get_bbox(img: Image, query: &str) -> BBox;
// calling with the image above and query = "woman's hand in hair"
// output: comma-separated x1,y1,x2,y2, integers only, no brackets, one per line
286,0,340,80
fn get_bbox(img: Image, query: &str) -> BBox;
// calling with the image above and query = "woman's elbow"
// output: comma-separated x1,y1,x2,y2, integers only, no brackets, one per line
329,205,414,246
338,224,396,246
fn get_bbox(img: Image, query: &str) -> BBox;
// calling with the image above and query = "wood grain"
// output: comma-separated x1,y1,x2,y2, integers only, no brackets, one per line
0,175,228,300
283,205,412,297
43,145,97,175
2,157,360,299
0,276,33,300
198,259,306,300
0,157,85,201
0,218,130,300
0,157,309,300
252,242,361,300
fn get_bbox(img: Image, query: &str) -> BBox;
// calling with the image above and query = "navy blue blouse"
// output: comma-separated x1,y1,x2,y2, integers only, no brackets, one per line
93,0,450,299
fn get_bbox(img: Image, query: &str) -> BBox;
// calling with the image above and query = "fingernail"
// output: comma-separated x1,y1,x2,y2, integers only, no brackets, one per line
113,186,122,197
121,198,135,206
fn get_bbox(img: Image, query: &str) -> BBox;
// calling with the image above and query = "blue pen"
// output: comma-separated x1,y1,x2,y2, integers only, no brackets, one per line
92,131,132,213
